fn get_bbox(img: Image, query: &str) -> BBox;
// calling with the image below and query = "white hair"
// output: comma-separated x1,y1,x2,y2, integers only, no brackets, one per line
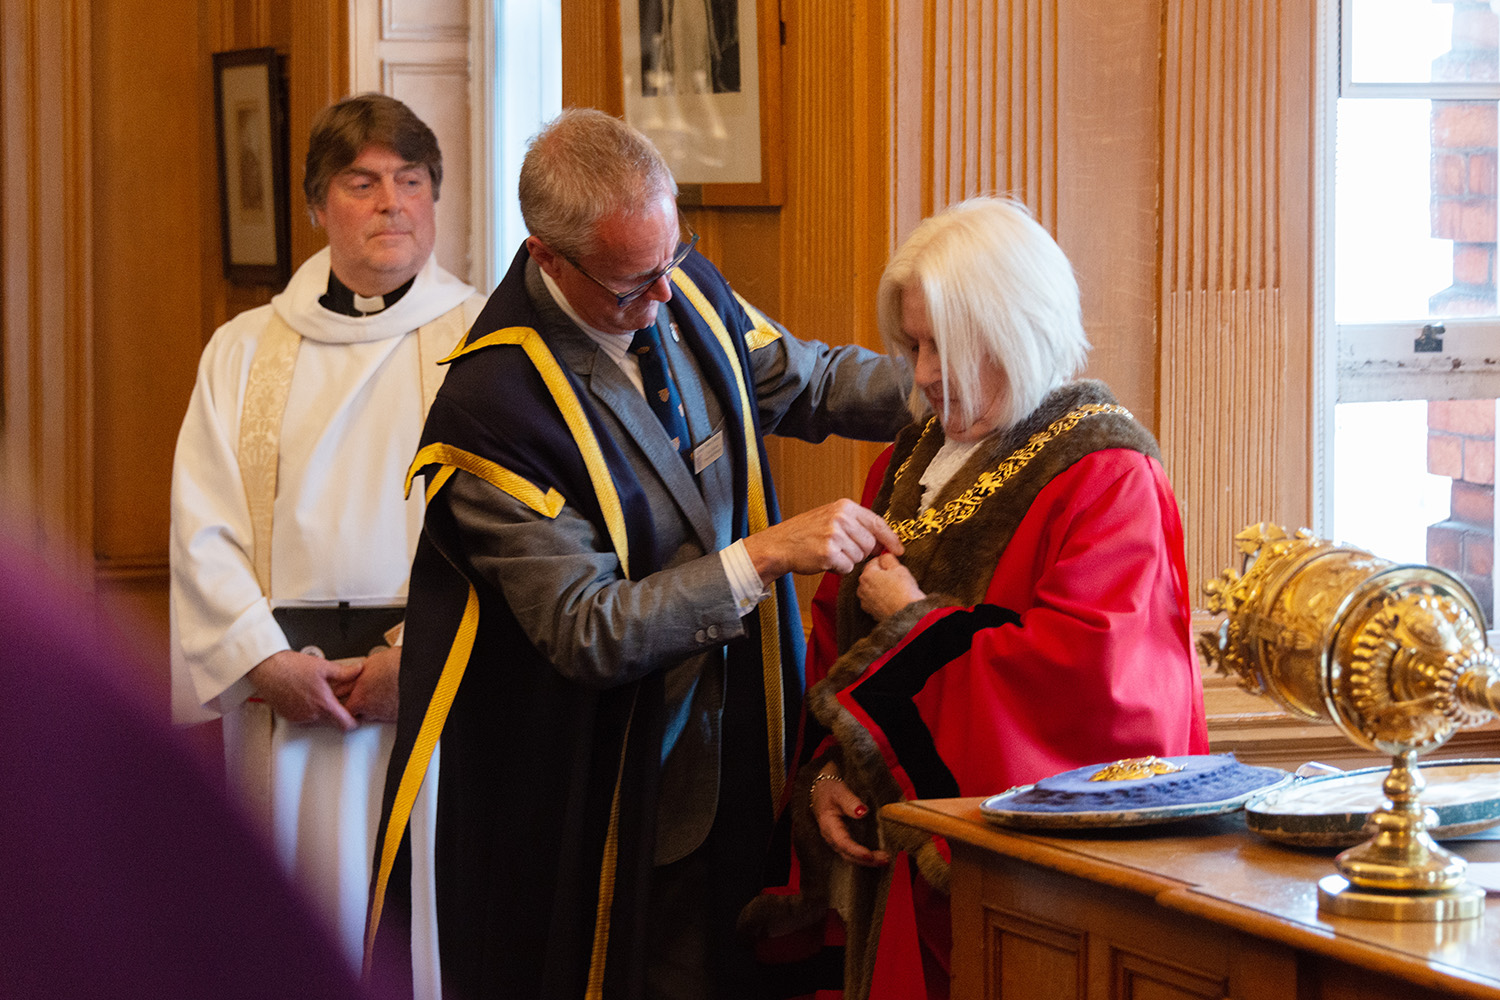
876,196,1090,430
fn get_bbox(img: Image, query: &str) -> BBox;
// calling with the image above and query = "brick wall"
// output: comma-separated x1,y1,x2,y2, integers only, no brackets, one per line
1427,400,1495,623
1426,2,1497,625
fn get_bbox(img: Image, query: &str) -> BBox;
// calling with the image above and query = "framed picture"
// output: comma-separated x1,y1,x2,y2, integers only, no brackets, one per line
212,48,291,285
621,0,783,206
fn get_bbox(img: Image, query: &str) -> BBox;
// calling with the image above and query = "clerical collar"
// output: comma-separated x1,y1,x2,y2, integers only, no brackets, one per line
319,270,415,317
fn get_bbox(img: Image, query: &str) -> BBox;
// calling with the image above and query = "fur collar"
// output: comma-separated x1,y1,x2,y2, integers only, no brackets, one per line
837,379,1158,651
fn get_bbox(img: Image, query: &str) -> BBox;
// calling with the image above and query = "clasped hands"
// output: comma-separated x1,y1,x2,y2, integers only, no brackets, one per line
247,644,401,731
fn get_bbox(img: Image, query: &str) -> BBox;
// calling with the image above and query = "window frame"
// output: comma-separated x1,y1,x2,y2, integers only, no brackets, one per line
1333,0,1500,408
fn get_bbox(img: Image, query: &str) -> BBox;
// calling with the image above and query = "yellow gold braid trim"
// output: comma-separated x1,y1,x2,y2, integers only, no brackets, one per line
439,324,534,362
425,325,631,578
365,584,481,973
673,270,786,810
732,290,783,351
585,689,638,999
406,443,566,519
886,403,1133,544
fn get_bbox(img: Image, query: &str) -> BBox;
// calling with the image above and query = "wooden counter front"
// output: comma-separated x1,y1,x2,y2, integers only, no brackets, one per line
881,798,1500,1000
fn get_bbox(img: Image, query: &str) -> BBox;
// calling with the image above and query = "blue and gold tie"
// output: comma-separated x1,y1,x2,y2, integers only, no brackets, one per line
630,318,692,462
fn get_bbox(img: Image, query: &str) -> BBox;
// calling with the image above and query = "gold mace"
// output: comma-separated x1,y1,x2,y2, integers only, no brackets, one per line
1198,523,1500,921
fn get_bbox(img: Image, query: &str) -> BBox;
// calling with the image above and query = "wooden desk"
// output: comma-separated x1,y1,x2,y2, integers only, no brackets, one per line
882,798,1500,1000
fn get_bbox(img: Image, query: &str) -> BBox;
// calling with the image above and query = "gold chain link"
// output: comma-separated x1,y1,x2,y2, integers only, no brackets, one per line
884,403,1132,544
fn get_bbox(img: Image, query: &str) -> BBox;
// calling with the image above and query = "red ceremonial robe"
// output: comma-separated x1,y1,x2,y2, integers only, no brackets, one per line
743,380,1210,1000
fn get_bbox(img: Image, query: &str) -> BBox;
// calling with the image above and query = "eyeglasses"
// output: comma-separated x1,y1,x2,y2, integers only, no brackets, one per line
561,223,699,308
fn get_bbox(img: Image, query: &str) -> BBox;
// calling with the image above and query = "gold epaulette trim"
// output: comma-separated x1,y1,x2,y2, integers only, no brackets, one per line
439,324,535,363
406,442,566,517
418,325,630,578
732,291,783,351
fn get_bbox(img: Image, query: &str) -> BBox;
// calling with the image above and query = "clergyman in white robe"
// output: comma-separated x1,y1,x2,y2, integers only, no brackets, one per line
169,245,483,994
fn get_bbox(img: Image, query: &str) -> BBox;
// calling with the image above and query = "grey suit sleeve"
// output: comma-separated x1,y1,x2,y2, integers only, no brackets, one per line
433,469,748,689
747,320,912,443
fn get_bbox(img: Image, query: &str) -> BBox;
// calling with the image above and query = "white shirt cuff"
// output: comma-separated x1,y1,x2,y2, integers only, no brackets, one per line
721,540,769,614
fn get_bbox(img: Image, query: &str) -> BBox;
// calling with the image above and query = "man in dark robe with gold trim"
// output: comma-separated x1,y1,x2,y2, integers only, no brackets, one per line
367,108,910,1000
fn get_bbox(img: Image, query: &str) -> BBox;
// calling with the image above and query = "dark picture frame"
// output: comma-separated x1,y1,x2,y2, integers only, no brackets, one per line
212,48,291,285
620,0,783,206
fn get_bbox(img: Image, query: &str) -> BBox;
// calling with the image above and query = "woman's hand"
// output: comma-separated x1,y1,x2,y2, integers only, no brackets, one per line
857,551,925,621
810,768,890,868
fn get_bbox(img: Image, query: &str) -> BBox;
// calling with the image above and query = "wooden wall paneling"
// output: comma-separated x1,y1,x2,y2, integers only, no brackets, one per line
91,0,210,702
772,0,899,616
1052,1,1161,431
1158,0,1314,603
923,0,1056,227
289,1,348,269
0,0,94,580
351,0,475,283
560,0,621,113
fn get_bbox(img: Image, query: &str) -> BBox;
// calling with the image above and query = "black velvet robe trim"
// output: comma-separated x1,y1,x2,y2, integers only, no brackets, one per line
848,604,1020,801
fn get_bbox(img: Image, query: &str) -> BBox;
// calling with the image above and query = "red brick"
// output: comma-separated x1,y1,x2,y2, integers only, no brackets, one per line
1435,198,1463,240
1465,529,1494,577
1432,290,1498,316
1429,521,1464,570
1459,570,1494,627
1452,243,1494,285
1464,435,1497,484
1470,151,1498,195
1435,153,1467,196
1430,431,1464,478
1450,479,1494,526
1429,398,1496,435
1432,102,1498,149
1459,201,1497,242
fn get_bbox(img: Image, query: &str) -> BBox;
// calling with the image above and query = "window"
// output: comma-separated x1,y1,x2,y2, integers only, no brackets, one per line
486,0,562,288
1330,0,1500,624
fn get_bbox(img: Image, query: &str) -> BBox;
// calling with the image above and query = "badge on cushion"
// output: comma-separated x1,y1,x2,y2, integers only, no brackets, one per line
979,754,1290,829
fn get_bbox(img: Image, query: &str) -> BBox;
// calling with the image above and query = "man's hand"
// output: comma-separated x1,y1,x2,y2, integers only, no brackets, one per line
742,499,904,584
810,768,890,868
247,649,361,731
343,645,401,723
857,552,925,621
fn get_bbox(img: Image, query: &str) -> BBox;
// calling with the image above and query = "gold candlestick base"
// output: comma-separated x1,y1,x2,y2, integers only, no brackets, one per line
1316,751,1484,921
1317,876,1485,921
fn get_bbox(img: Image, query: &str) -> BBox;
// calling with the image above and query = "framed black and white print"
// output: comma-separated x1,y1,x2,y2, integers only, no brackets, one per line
212,47,291,285
620,0,784,206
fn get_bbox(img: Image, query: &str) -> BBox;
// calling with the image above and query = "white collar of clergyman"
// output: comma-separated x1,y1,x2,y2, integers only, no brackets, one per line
353,292,386,314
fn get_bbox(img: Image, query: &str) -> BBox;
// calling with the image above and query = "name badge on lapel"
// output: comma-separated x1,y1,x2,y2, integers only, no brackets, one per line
692,429,725,475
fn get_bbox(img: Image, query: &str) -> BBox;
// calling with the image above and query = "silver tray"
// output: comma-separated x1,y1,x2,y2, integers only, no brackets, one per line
1244,758,1500,847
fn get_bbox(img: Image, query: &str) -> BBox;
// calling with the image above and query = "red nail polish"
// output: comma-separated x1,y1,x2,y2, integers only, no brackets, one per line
855,806,867,817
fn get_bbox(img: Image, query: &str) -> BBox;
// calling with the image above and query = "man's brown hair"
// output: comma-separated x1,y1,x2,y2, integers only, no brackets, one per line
303,93,442,214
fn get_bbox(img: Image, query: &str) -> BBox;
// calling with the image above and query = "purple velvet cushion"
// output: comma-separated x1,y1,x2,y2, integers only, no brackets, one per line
1001,754,1287,813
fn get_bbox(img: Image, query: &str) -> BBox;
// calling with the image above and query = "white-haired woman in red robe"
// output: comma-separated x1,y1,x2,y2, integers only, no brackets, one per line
743,196,1209,1000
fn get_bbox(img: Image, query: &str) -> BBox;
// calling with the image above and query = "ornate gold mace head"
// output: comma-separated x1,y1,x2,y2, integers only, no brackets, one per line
1198,523,1500,921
